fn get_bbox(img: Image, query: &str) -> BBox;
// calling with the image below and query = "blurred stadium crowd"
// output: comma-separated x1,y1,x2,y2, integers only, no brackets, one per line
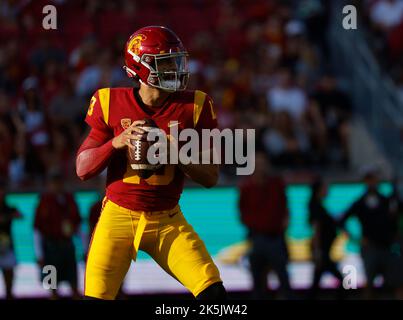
361,0,403,98
0,0,356,189
0,0,403,300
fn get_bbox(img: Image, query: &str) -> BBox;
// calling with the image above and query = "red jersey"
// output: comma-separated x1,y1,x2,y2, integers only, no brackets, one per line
34,192,81,240
239,175,289,236
85,87,217,211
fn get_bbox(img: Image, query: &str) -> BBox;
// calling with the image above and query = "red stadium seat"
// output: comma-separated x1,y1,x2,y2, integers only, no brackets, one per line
97,10,135,44
165,7,213,45
60,10,95,53
132,8,169,31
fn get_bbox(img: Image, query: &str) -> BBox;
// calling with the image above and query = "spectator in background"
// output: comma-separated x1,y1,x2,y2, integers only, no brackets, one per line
387,178,403,299
302,98,327,165
370,0,403,32
296,0,330,58
0,180,21,299
397,72,403,101
34,172,81,299
308,178,343,299
365,0,403,82
340,165,398,299
18,77,49,181
49,78,87,128
239,152,291,299
8,112,26,187
267,68,308,121
29,36,65,74
0,118,13,179
48,77,88,170
69,35,99,73
75,49,126,97
46,126,75,180
0,0,354,190
0,89,27,186
0,89,17,133
311,74,352,165
0,39,25,96
282,19,321,84
0,90,17,180
41,60,64,107
262,110,310,167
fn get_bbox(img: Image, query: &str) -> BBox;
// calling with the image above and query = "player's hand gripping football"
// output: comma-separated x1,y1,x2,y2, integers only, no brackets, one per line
112,120,146,150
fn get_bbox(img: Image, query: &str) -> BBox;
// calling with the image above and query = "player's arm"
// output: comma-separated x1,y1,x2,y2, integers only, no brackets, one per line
76,131,115,181
76,122,145,181
76,90,145,180
177,92,219,188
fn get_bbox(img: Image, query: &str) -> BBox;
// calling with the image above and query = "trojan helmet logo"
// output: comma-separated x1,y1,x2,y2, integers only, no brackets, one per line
128,34,147,56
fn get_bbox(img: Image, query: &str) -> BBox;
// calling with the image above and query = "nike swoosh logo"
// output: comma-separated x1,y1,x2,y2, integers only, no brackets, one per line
168,121,181,128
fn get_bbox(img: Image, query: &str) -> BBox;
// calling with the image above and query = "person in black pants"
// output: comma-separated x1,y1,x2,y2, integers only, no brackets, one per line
340,166,397,299
388,179,403,299
239,153,291,299
308,178,343,299
0,180,22,299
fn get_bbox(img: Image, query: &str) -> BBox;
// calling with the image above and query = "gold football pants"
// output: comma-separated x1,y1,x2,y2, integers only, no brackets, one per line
85,198,222,300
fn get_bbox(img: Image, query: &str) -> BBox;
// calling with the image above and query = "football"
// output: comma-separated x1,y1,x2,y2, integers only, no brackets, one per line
128,118,161,179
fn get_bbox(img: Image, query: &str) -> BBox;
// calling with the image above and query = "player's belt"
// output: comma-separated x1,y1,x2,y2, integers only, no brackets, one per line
144,206,180,216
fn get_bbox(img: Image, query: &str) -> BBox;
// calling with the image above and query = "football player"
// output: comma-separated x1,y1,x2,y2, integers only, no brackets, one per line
76,26,226,300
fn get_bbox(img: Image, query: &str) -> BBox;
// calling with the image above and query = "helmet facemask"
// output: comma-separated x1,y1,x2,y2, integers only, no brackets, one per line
143,52,190,92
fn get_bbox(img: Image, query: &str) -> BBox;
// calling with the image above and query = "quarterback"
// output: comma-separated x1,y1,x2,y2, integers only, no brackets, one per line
76,26,226,300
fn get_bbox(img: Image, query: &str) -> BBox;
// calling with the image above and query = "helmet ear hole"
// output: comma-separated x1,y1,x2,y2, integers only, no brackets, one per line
123,66,138,79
